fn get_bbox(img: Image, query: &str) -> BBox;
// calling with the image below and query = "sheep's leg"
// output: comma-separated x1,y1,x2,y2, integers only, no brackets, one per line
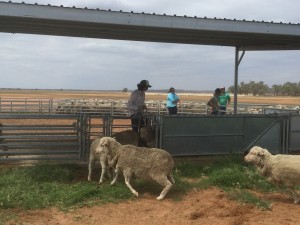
88,156,95,181
99,166,107,184
287,188,300,204
123,170,138,197
167,174,175,185
110,166,119,185
155,176,173,200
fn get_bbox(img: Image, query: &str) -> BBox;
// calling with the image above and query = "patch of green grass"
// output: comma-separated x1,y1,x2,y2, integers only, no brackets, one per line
0,163,132,210
0,156,279,217
174,156,276,210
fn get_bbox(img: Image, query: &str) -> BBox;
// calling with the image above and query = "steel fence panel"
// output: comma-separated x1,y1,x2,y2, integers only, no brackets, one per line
160,115,284,156
288,115,300,153
0,114,82,161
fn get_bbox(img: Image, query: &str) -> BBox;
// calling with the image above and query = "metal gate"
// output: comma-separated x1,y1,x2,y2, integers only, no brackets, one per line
0,114,86,161
159,114,285,156
1,113,298,162
288,115,300,154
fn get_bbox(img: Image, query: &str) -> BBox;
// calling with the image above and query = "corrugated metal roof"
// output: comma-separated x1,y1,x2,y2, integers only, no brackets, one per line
1,1,300,50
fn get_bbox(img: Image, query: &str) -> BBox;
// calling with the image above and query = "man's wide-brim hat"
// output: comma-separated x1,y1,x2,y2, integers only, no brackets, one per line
138,80,152,88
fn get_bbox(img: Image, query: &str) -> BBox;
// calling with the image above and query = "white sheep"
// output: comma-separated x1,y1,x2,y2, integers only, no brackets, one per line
88,138,113,183
88,128,156,183
99,137,175,200
244,146,300,204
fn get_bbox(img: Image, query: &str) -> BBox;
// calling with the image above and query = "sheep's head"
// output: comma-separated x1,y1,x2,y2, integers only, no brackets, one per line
96,137,116,154
244,146,271,166
140,127,155,147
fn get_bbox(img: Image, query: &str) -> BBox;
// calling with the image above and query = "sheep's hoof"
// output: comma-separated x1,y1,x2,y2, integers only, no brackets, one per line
294,199,299,204
133,191,139,197
156,195,164,201
98,181,103,185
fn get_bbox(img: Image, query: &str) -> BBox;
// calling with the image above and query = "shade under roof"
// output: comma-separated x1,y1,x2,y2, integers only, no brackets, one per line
0,1,300,51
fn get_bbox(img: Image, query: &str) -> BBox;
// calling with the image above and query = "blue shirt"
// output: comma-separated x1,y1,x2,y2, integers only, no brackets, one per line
167,93,179,108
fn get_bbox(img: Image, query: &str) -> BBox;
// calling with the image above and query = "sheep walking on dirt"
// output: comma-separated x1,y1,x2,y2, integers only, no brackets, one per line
244,146,300,204
99,137,175,200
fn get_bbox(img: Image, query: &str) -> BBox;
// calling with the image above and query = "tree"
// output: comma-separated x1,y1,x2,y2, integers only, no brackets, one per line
272,84,282,96
229,80,300,96
122,88,128,93
228,85,235,94
282,82,299,96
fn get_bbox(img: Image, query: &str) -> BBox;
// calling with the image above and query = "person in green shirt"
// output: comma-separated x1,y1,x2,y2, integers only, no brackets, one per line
218,86,231,115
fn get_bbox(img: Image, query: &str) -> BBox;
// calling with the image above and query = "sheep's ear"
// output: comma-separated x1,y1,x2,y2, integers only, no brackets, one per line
102,139,109,146
257,148,266,156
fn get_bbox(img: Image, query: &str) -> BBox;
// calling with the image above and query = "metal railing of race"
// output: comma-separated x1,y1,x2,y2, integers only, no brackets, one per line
0,97,287,115
0,114,86,161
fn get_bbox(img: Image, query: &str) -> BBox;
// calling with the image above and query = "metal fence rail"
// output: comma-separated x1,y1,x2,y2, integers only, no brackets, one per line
0,114,84,161
1,97,288,115
0,113,299,162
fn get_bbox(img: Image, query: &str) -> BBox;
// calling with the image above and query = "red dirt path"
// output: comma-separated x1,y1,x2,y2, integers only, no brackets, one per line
5,188,300,225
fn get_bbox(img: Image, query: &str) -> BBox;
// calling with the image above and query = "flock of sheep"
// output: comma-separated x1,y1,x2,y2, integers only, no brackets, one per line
54,98,299,115
88,128,300,203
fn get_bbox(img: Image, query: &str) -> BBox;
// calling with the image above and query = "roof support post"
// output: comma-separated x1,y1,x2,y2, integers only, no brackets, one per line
233,47,245,114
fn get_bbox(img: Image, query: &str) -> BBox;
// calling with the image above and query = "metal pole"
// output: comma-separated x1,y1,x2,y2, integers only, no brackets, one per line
234,47,239,114
234,47,245,114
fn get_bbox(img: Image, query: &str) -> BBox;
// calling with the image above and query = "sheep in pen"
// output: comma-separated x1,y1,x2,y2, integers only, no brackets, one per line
98,137,175,200
87,127,155,183
244,146,300,204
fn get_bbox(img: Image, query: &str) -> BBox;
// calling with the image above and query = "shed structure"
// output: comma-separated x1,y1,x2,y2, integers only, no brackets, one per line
1,1,300,112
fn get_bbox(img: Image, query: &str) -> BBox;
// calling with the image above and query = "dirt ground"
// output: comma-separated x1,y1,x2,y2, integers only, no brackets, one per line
5,188,300,225
1,90,300,225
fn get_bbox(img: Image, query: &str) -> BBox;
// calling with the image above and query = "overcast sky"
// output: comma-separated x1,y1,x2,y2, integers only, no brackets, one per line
1,0,300,91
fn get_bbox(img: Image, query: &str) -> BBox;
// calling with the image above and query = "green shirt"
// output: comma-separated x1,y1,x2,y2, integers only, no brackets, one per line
218,92,231,107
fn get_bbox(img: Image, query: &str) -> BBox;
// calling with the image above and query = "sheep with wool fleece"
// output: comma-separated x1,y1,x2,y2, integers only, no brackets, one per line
99,137,175,200
244,146,300,204
88,137,117,183
88,127,155,183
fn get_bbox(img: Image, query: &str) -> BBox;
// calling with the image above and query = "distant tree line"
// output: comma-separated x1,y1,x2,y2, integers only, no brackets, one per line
228,81,300,96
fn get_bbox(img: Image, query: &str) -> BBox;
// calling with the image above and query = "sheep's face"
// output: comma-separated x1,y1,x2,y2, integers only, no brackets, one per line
97,137,115,155
244,146,269,165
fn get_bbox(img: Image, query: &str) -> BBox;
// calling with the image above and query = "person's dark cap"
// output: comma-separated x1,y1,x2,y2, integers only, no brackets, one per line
138,80,152,88
215,88,221,94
